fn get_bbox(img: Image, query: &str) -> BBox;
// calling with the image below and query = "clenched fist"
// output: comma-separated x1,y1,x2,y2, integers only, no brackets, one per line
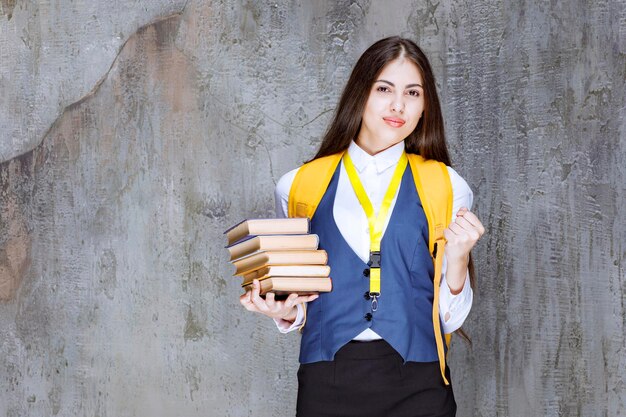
442,207,485,293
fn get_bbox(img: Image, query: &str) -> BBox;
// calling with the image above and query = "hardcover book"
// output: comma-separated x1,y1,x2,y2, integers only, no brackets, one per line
232,250,328,276
227,234,319,261
224,218,310,246
242,277,332,297
241,265,331,285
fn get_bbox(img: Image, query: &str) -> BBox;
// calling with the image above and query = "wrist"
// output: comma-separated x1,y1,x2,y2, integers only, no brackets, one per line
446,256,469,295
445,252,469,266
448,280,464,295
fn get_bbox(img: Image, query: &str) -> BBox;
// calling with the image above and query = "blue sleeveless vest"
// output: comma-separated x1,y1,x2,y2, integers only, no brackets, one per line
299,163,445,364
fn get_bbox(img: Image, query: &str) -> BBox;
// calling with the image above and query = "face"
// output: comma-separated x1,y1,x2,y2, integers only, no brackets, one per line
356,58,425,154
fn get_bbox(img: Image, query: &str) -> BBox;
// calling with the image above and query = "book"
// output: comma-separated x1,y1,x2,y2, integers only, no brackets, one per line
227,234,319,261
242,265,331,285
224,218,310,246
242,277,333,297
232,250,328,276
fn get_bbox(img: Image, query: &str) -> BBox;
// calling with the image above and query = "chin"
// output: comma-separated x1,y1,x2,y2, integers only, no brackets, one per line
380,136,404,147
377,130,408,144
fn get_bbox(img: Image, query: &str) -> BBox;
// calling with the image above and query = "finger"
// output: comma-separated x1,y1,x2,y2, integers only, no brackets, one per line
293,293,319,305
448,222,464,235
457,207,469,216
305,293,320,302
282,293,299,309
239,289,253,304
265,291,276,309
451,220,480,241
241,301,260,312
458,210,484,232
240,291,260,312
249,280,269,312
454,216,476,232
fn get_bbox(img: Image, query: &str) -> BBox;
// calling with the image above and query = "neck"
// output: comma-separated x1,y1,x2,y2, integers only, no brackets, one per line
355,138,398,156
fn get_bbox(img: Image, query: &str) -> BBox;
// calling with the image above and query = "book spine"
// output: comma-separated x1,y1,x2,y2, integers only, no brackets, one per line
234,253,268,275
226,222,250,246
228,237,261,261
242,269,262,281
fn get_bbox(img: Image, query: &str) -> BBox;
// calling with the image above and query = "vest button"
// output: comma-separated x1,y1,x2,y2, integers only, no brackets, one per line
363,291,371,300
364,313,372,321
363,268,370,277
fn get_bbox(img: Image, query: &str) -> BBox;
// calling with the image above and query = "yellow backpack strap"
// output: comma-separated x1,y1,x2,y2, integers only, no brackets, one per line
407,153,453,385
287,151,344,332
288,152,344,219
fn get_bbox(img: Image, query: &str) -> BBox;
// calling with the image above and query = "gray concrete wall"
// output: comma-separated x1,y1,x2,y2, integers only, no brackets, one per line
0,1,624,416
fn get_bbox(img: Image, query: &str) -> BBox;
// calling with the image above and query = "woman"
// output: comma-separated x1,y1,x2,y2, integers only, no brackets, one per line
240,36,485,417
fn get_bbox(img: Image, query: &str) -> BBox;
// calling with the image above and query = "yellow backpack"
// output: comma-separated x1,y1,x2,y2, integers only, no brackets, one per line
287,150,454,385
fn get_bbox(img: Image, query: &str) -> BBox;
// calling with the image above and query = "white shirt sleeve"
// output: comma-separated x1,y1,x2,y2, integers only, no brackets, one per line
272,168,306,333
439,166,474,334
272,303,306,333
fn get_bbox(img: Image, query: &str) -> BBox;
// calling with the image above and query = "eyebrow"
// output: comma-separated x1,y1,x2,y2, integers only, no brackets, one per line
376,79,423,89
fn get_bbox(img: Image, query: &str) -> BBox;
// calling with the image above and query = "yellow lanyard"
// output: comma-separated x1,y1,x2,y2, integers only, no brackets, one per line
342,151,408,311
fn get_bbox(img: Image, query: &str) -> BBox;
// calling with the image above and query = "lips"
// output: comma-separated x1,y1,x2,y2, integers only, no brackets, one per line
383,117,406,128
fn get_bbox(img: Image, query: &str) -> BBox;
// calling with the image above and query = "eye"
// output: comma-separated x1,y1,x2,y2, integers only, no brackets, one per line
407,90,421,97
376,85,391,93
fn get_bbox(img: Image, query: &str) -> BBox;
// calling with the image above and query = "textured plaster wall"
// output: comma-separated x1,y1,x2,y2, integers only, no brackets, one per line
0,0,187,162
0,1,624,416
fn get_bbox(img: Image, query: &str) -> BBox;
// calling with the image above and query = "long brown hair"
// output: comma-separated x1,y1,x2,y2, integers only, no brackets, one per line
312,36,476,342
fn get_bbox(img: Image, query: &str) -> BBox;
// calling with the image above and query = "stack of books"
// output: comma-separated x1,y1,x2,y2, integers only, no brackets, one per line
224,218,332,299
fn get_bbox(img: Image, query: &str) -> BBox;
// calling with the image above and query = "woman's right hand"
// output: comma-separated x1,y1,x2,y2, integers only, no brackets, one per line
239,279,319,322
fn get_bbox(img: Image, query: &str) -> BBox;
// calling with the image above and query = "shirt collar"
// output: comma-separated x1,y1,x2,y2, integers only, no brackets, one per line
347,140,406,174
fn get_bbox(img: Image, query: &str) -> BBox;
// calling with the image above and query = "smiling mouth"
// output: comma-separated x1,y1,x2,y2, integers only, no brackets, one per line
383,117,405,128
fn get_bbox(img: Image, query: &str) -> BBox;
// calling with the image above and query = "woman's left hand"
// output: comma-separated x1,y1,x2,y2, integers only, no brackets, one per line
443,207,485,263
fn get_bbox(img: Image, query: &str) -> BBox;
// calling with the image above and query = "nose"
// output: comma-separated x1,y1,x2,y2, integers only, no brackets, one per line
391,98,404,114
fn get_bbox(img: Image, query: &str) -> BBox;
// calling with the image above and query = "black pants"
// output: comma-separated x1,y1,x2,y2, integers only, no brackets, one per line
296,340,456,417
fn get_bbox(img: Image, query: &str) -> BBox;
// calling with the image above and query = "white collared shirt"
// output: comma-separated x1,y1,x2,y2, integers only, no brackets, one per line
273,140,474,337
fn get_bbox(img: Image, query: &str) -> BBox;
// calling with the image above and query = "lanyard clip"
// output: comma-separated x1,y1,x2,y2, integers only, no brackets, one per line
368,251,381,268
370,292,380,312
